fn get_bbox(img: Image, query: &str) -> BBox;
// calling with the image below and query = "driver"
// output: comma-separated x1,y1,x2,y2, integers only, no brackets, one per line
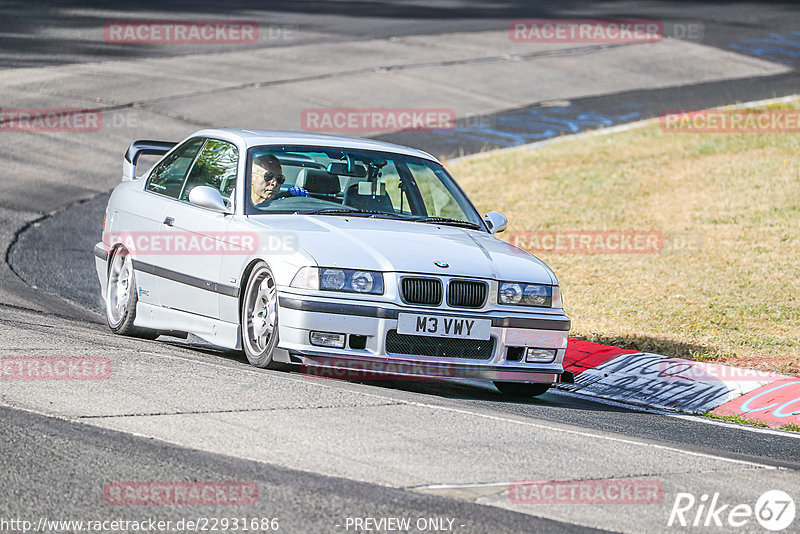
251,154,308,206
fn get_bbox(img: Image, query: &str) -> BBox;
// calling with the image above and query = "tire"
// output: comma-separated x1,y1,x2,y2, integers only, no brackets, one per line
241,262,282,369
494,382,551,398
105,246,158,339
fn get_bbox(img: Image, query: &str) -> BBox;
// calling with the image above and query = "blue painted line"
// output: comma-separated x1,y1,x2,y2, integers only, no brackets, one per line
428,105,643,147
730,31,800,65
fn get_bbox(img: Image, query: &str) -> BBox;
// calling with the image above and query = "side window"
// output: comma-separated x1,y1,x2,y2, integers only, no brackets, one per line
180,139,239,202
408,163,465,219
145,138,205,198
374,162,411,213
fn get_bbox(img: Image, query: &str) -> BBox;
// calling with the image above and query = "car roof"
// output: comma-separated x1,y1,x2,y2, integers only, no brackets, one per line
192,128,439,163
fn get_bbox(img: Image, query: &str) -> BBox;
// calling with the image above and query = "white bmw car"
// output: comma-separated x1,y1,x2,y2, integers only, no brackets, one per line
95,129,571,397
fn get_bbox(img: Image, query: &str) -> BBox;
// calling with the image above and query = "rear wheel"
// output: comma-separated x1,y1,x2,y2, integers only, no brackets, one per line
241,263,282,368
494,382,551,398
105,246,157,339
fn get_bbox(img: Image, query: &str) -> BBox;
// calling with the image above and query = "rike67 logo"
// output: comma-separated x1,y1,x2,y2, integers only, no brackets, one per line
668,490,795,531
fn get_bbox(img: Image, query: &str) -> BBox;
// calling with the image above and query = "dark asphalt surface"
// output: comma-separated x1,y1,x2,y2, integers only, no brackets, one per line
1,404,603,534
2,1,799,69
4,1,800,532
379,70,800,157
379,381,800,471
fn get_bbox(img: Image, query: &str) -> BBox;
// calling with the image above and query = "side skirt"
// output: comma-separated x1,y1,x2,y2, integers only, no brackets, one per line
134,302,242,350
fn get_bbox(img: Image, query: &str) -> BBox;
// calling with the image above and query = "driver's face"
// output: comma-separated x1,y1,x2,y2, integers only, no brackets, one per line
251,161,283,204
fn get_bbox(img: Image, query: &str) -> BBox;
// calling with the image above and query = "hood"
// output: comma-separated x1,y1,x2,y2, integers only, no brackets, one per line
248,214,556,285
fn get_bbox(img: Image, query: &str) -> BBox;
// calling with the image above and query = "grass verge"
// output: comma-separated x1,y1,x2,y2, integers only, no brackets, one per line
703,413,769,428
449,99,800,374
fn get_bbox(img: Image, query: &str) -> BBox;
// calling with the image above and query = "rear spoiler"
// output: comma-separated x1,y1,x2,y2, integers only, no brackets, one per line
122,140,176,181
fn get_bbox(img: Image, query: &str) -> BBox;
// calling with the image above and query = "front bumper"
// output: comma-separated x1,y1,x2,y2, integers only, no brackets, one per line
277,292,570,384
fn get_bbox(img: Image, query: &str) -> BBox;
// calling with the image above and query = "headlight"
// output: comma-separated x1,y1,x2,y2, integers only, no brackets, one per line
291,267,384,295
498,282,557,307
499,283,523,304
350,271,376,293
321,268,346,290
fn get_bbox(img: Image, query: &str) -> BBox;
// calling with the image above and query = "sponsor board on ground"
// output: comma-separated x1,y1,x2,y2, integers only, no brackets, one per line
560,352,775,413
563,338,799,429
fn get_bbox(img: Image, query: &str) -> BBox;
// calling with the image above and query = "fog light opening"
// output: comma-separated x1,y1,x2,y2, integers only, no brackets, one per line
310,331,346,348
525,348,557,363
506,347,524,362
349,335,368,350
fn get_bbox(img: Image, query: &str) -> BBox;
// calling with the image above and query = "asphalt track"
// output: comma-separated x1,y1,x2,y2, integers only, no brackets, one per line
2,2,800,533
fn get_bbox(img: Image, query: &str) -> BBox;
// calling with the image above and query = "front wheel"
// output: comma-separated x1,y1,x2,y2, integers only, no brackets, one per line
105,246,157,339
241,263,282,368
494,382,551,398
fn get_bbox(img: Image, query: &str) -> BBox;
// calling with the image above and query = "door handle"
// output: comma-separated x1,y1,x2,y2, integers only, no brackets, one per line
163,216,175,227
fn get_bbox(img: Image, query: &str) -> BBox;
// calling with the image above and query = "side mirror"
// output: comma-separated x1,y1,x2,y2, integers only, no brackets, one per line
188,186,231,214
483,211,508,234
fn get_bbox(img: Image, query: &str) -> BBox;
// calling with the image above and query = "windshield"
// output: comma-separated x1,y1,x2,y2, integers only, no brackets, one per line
244,145,485,228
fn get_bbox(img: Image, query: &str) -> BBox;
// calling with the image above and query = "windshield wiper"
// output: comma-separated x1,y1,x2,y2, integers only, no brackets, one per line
411,216,481,230
301,208,374,215
300,208,404,219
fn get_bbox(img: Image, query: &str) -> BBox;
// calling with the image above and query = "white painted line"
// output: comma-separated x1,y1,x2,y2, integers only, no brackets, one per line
414,481,514,490
413,475,666,491
117,350,782,469
552,389,800,440
669,413,800,440
396,399,779,471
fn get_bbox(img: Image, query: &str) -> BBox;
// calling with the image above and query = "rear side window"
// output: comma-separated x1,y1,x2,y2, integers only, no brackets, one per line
180,139,239,201
145,138,205,198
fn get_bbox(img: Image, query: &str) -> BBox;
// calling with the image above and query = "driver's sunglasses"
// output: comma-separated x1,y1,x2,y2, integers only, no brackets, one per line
263,171,285,185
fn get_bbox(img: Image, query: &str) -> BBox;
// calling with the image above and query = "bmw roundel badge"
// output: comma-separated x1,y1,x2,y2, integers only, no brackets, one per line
434,261,449,268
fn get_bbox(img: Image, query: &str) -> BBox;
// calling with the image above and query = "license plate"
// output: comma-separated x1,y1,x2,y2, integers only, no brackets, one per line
396,313,491,340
